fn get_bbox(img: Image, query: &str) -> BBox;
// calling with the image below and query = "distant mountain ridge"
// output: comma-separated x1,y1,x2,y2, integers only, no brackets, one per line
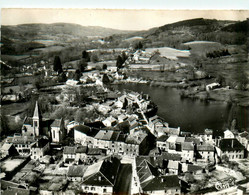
1,23,133,40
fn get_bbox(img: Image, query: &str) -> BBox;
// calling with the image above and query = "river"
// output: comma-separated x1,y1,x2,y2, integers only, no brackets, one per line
114,83,249,136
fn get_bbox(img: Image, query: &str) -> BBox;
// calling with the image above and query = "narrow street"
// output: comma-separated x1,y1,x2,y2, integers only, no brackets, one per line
114,164,132,195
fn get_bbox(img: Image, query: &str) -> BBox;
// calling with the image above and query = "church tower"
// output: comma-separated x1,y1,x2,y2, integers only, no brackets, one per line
33,101,41,136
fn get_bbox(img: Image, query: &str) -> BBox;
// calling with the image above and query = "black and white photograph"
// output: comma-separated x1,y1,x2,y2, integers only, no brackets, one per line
0,5,249,195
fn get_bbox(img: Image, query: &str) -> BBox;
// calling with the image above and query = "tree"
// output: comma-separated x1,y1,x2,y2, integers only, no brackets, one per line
102,73,110,84
116,55,123,69
82,50,90,62
121,51,128,64
74,69,81,81
33,78,42,90
0,114,9,138
53,56,62,73
77,59,88,72
221,154,229,163
102,64,107,70
58,72,67,83
134,41,143,50
90,53,99,63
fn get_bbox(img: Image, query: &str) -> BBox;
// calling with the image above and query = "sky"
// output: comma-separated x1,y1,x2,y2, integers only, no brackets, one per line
1,1,249,31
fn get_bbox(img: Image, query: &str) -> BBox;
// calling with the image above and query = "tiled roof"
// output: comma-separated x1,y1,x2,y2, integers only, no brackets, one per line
142,175,180,192
156,135,169,142
23,117,33,125
185,137,201,144
32,138,49,148
1,143,13,151
74,125,99,137
167,160,179,170
83,157,120,186
137,160,160,184
68,165,86,177
75,146,87,153
197,144,214,151
63,146,76,154
181,142,194,151
51,119,62,128
95,130,114,141
219,138,245,151
187,164,203,172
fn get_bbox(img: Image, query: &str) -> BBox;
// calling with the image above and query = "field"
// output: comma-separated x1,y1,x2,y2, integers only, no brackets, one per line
184,41,223,57
145,47,190,60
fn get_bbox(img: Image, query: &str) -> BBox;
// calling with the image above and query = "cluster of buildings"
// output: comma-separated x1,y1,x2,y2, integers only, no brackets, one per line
1,70,249,195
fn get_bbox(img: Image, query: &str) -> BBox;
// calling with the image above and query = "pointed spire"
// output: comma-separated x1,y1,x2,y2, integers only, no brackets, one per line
33,101,40,119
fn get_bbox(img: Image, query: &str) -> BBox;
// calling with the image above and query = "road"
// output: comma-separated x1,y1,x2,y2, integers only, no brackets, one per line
114,164,132,195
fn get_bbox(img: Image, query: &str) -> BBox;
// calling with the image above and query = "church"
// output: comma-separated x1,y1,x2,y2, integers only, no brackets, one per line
22,101,66,143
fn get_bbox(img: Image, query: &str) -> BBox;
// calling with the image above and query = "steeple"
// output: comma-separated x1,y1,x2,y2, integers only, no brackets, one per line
33,101,40,119
33,101,41,136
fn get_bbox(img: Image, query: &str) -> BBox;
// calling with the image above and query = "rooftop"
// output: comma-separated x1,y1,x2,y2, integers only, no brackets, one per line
142,175,180,191
181,142,194,151
51,118,62,128
197,144,214,151
156,135,169,142
219,138,245,151
68,165,86,177
63,146,76,154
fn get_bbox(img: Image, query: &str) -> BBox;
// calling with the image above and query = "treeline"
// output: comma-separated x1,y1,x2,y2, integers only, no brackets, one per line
206,49,230,58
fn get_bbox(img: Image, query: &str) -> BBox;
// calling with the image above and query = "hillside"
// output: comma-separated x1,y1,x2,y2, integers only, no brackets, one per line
107,18,248,49
1,23,133,55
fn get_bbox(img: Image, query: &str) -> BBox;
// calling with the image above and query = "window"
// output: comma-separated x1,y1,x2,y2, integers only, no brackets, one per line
34,121,37,127
85,187,89,190
103,188,107,193
91,187,95,191
53,130,55,139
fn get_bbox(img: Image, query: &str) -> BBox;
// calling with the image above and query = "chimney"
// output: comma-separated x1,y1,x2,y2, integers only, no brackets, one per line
231,139,234,148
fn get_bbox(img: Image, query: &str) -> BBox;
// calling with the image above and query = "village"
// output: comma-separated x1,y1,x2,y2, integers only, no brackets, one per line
1,45,249,195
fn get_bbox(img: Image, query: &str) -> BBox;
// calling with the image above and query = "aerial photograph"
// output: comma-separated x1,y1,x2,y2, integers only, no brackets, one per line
0,8,249,195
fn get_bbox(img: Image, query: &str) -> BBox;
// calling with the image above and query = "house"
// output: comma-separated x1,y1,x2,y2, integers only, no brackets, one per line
31,138,50,160
82,156,121,195
74,125,99,147
125,131,148,155
5,135,36,156
66,121,79,134
0,143,18,158
216,138,245,160
135,157,181,195
224,129,235,139
102,116,117,127
67,165,86,182
117,114,128,123
75,145,88,162
167,135,178,152
142,175,181,195
182,164,203,175
181,142,195,162
237,131,249,151
200,129,213,143
166,160,180,175
51,118,65,143
206,82,220,91
63,146,76,165
197,143,215,162
156,135,169,151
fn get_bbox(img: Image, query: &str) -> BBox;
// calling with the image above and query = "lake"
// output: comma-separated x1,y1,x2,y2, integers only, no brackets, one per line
115,83,249,136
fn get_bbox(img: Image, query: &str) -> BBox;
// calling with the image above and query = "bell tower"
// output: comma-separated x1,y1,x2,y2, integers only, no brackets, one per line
33,101,41,136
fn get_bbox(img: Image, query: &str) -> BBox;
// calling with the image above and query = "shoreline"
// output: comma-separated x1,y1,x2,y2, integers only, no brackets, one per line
117,73,249,108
